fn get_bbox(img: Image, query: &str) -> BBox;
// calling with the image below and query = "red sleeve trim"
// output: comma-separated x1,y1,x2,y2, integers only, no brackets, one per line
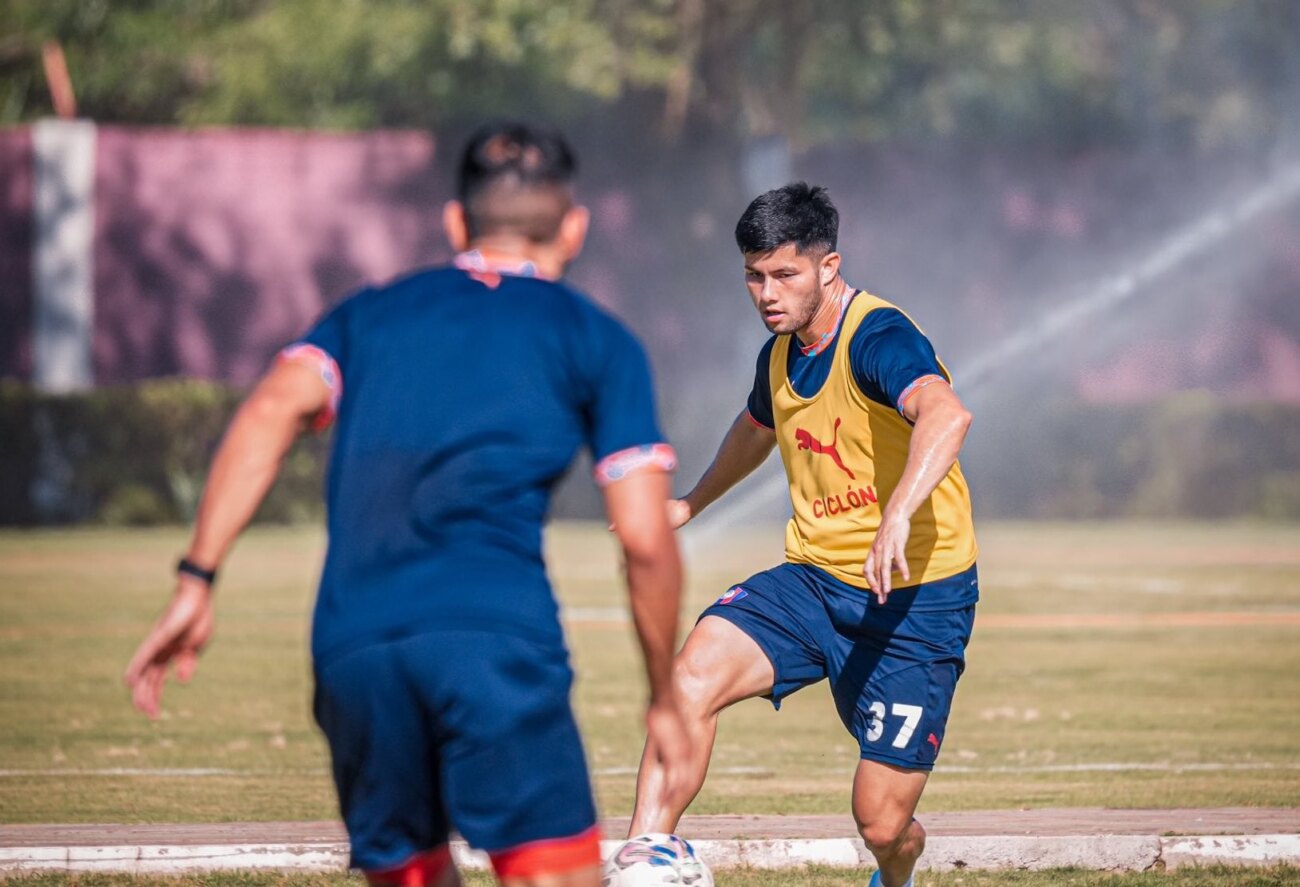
593,443,678,487
745,409,774,431
277,343,342,432
896,373,947,416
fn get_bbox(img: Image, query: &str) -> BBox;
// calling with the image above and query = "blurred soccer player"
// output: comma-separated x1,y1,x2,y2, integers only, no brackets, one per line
125,122,689,887
629,184,978,887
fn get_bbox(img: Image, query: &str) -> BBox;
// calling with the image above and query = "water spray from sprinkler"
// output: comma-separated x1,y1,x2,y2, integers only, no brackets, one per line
684,158,1300,548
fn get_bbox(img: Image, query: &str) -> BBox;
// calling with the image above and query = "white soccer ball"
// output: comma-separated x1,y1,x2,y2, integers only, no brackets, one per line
602,833,714,886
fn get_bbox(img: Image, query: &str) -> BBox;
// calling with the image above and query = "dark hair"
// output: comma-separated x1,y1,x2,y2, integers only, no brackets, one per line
734,182,838,256
456,121,578,242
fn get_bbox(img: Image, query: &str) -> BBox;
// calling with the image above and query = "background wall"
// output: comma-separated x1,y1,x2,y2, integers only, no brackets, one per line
1,0,1298,522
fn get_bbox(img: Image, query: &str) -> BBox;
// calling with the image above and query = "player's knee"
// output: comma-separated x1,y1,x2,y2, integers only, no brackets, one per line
671,650,723,720
857,817,920,857
673,619,764,718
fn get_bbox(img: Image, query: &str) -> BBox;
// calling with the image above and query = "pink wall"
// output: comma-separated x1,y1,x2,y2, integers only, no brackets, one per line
0,129,33,381
92,126,446,385
2,124,1297,409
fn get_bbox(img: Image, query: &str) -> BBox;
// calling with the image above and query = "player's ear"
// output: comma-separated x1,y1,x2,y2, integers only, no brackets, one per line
442,201,471,252
819,251,841,286
557,204,590,262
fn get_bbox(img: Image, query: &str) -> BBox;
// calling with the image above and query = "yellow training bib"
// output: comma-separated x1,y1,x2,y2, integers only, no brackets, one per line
770,292,978,589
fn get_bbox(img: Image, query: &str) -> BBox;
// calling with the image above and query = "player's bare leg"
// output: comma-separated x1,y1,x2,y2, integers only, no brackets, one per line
629,615,775,835
498,864,600,887
851,760,929,887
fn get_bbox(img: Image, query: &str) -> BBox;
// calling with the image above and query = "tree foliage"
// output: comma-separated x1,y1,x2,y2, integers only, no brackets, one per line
2,0,1296,149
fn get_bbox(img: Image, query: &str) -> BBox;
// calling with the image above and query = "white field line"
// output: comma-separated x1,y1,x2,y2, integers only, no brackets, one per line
938,762,1300,775
562,607,1300,627
3,762,1297,779
0,766,772,779
596,762,1300,776
593,766,770,777
0,768,245,777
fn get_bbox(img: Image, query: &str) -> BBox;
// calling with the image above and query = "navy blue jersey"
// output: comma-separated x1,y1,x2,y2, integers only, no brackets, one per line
287,260,671,665
747,297,946,428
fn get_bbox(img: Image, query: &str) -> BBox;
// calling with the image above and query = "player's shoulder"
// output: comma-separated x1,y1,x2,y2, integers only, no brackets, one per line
368,264,470,300
334,264,580,313
324,264,452,315
551,280,644,346
850,293,927,342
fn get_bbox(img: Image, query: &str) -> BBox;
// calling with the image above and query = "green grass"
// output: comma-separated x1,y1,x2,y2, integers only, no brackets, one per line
6,865,1300,886
1,522,1299,823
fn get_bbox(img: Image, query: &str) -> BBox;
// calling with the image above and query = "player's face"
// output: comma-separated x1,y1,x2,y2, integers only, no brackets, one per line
743,244,825,335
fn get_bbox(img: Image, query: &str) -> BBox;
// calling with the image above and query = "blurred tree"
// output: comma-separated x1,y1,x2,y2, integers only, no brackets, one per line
0,1,262,124
0,0,683,130
1,0,1296,149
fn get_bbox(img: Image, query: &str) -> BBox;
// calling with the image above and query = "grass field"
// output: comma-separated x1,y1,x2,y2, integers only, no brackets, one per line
1,521,1298,825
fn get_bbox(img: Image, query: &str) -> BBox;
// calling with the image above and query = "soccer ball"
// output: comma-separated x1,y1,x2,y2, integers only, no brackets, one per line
602,833,714,886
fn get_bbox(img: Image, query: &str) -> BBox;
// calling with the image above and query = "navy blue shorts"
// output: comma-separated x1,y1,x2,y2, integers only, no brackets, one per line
312,630,596,870
700,562,977,770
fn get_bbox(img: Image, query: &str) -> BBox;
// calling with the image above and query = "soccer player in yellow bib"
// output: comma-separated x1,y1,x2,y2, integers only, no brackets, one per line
629,183,978,887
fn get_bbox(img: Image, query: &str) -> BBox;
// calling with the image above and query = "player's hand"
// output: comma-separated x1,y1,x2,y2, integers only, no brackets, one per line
123,576,216,719
643,697,692,800
864,512,911,605
666,498,692,530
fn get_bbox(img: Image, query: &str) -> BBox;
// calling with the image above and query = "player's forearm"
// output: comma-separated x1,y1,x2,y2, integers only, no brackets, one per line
884,402,972,523
185,397,307,569
624,537,683,704
684,412,776,518
606,471,684,702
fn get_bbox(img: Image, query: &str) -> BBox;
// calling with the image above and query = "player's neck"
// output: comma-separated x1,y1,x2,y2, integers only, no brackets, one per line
463,237,566,281
795,277,853,349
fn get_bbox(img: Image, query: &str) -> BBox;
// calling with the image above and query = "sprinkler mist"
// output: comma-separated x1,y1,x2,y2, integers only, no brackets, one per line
683,158,1300,552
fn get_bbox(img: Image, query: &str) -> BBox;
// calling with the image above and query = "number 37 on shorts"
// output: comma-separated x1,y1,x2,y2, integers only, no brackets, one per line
866,701,924,749
850,657,964,771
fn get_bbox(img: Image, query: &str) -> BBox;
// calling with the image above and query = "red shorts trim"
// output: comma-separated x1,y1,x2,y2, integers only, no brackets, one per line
745,409,773,431
489,825,602,879
364,845,453,887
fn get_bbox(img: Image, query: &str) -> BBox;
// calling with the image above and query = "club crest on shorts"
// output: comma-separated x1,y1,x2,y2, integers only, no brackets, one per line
716,586,748,605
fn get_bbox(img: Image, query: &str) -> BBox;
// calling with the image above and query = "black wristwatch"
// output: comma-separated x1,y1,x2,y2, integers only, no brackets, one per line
176,557,218,586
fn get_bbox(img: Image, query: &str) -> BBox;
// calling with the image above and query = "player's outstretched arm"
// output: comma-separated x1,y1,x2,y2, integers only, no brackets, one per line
603,470,691,794
123,359,332,718
865,381,973,603
674,410,776,527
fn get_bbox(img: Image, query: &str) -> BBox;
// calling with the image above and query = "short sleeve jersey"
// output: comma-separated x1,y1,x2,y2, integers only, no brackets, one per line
745,292,977,607
291,263,671,665
747,303,947,427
